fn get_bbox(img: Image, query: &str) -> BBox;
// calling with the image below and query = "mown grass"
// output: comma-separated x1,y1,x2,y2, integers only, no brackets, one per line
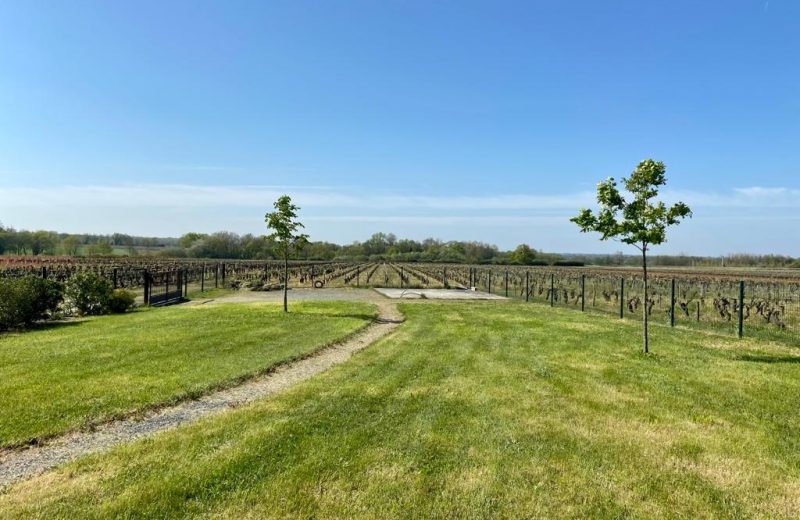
0,301,375,448
2,301,800,518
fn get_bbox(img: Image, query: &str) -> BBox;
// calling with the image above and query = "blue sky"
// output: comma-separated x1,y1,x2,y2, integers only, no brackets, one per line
1,0,798,255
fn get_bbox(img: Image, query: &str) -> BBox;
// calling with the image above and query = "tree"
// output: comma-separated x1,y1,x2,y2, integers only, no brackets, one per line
509,244,538,265
571,159,691,353
265,195,309,312
61,236,81,256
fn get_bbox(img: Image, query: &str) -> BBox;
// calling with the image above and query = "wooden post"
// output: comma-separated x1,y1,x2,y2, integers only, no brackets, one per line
41,266,47,279
619,277,624,319
670,279,676,327
184,269,188,296
504,270,508,297
356,265,360,287
443,267,448,288
112,268,117,289
201,265,205,292
550,273,555,307
144,270,150,305
525,271,530,302
400,266,404,288
215,263,219,288
221,263,225,285
738,281,745,338
580,274,585,312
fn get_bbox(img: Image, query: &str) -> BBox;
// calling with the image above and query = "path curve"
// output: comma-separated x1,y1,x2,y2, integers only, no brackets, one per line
0,299,403,489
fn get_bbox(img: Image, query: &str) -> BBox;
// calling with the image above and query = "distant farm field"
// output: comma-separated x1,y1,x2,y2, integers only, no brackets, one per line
3,301,799,518
0,301,375,447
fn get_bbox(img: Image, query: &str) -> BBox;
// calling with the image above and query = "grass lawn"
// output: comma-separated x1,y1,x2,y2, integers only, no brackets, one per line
2,301,800,518
0,301,375,448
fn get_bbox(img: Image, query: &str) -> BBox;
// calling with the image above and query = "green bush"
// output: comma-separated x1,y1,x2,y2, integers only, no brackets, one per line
65,272,114,316
0,276,63,330
107,289,136,313
552,261,585,267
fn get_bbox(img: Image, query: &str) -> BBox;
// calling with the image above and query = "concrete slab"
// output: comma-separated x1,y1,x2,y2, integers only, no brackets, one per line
373,288,507,300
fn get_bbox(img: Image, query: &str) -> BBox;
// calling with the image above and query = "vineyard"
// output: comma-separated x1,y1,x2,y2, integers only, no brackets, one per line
1,256,799,341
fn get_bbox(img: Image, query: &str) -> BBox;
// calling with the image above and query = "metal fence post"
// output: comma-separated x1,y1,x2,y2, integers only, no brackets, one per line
580,274,585,312
550,273,555,307
221,263,225,285
670,278,676,327
738,281,745,338
619,277,624,318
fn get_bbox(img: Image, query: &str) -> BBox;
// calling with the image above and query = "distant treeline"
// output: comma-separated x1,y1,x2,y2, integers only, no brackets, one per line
0,225,177,256
1,224,798,267
566,252,800,268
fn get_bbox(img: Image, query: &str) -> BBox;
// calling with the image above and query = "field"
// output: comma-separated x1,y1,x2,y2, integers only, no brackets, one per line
0,300,375,448
2,301,799,518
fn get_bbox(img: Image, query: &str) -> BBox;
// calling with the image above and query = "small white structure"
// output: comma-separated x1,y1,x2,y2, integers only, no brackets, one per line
373,288,507,300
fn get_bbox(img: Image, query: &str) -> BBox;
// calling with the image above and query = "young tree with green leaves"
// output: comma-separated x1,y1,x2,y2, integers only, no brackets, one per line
571,159,691,353
265,195,309,312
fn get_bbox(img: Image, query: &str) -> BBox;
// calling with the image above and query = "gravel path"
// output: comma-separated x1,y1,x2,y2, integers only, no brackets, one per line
0,296,403,489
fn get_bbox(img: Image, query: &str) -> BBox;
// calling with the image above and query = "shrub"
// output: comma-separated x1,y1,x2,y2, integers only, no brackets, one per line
0,276,63,330
107,289,136,313
65,272,114,316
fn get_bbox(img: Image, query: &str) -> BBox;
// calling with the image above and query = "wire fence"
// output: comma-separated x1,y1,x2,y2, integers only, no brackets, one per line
463,265,800,344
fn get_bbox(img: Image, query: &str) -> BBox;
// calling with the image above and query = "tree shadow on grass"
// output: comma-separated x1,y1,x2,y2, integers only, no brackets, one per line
3,319,86,335
737,354,800,364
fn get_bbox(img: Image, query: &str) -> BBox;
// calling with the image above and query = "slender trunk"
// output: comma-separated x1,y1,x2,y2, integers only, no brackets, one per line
283,252,288,313
642,245,649,354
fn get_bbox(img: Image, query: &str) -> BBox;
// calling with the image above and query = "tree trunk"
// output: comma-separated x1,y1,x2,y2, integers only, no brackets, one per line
642,245,649,354
283,253,288,313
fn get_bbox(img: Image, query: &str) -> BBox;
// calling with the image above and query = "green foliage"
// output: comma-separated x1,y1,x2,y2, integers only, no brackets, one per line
509,243,538,265
64,271,114,316
264,195,309,259
178,232,208,249
571,159,692,249
107,289,136,314
86,242,114,256
0,276,63,330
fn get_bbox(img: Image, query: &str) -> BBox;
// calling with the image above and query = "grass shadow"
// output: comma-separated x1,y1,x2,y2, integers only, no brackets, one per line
1,319,86,336
737,354,800,364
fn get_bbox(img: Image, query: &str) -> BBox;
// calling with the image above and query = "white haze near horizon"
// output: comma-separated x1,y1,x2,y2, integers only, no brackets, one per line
1,184,799,256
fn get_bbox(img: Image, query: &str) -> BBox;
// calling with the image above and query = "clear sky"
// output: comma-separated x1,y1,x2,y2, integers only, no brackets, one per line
1,0,798,255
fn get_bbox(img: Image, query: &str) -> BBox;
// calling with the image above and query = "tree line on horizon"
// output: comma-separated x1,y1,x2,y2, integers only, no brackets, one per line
0,223,798,268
